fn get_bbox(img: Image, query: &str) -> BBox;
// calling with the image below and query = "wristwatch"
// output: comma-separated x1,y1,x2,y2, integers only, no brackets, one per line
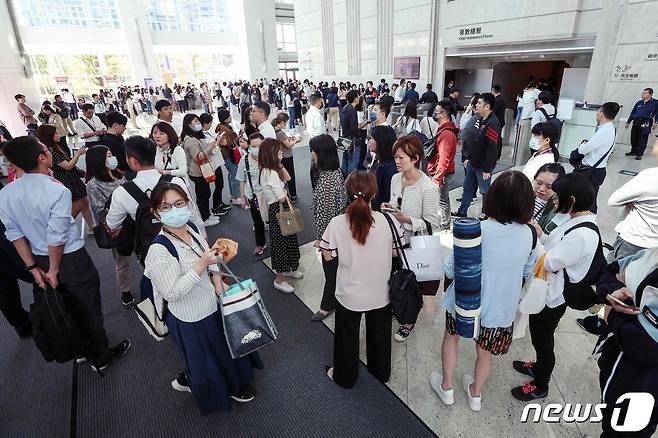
26,263,38,271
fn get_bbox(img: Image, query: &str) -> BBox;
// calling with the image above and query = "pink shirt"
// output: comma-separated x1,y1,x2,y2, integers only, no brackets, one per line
320,212,404,311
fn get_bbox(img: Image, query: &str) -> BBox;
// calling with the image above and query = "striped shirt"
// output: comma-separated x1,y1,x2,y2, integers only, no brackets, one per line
144,227,220,323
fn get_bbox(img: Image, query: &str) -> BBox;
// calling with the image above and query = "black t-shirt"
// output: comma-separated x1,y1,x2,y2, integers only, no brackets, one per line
494,95,507,128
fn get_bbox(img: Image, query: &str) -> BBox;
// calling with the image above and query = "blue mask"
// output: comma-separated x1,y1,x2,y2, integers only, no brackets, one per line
248,147,259,157
191,123,202,132
106,156,118,170
159,206,191,228
369,111,377,122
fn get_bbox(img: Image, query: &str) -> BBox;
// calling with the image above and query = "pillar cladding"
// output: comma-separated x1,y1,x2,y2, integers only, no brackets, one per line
376,0,392,75
346,0,360,76
321,0,335,76
452,218,482,338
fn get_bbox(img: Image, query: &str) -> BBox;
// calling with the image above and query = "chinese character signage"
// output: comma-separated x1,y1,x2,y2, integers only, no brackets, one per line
458,26,492,41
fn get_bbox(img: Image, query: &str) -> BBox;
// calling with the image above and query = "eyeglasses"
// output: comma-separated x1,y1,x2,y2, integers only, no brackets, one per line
157,199,188,212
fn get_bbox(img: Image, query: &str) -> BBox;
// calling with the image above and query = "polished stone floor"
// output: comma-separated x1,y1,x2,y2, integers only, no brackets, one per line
65,108,654,437
264,142,655,438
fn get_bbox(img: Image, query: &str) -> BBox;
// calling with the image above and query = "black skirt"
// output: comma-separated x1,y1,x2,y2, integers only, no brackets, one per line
268,202,300,273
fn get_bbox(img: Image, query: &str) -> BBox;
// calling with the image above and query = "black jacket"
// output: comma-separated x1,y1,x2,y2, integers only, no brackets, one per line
467,113,501,173
493,95,506,128
340,104,359,138
419,90,438,104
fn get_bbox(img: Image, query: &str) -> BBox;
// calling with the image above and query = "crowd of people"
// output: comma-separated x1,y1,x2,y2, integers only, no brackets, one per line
1,76,657,437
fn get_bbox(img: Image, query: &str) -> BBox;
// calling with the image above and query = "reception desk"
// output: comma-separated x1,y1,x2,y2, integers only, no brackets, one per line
558,103,622,159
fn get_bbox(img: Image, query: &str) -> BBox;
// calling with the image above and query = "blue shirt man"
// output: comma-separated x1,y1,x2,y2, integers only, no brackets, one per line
0,135,129,368
625,88,658,159
402,84,420,104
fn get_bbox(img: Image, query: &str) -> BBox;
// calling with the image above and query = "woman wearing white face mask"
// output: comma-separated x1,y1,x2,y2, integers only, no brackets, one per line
181,114,221,227
143,184,263,414
85,145,135,306
235,133,267,255
521,122,559,182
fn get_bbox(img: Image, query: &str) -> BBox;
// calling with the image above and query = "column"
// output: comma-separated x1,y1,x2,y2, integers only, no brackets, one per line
116,0,161,85
583,0,626,101
0,0,41,136
346,0,360,76
377,0,392,75
321,1,335,76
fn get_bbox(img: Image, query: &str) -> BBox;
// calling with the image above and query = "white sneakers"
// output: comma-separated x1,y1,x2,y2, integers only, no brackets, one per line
429,372,480,411
462,374,481,412
283,270,304,279
204,216,220,227
273,281,294,293
429,372,454,405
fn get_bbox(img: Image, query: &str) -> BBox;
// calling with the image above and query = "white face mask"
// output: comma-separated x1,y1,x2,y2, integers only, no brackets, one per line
529,136,540,150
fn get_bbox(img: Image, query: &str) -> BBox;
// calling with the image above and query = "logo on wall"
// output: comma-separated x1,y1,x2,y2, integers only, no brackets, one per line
611,64,639,81
458,27,493,41
646,53,658,62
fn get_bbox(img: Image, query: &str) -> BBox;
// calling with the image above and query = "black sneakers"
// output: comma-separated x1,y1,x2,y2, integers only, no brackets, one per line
212,204,232,216
512,360,535,378
451,211,467,218
171,373,191,392
230,384,257,402
91,339,131,373
121,291,135,306
511,382,548,401
576,316,607,336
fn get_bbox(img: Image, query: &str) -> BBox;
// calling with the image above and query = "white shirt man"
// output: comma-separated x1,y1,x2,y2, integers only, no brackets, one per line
520,87,541,119
258,121,277,140
305,96,326,139
74,106,105,145
580,121,616,168
62,91,76,104
394,84,406,104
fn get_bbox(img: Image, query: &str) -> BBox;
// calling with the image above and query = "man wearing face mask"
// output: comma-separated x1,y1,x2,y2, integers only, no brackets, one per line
101,111,130,176
427,100,458,230
106,135,200,263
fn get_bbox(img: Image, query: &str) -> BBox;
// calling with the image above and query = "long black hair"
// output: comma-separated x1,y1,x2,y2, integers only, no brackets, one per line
310,134,340,171
532,122,560,162
85,145,121,183
180,113,204,142
370,125,396,163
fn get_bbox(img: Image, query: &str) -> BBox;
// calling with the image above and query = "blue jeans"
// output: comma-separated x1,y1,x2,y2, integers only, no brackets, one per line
224,160,240,199
146,100,153,115
458,162,491,215
287,107,296,128
340,144,364,177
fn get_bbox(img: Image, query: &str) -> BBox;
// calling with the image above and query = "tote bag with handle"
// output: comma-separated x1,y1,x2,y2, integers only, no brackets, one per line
217,260,277,358
405,219,443,295
276,197,304,236
519,254,549,315
196,150,216,183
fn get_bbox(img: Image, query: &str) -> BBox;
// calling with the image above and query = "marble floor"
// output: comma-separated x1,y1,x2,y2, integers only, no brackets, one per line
263,143,656,438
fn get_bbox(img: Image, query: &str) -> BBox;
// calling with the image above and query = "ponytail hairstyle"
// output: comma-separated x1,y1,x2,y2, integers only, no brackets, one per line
345,171,378,245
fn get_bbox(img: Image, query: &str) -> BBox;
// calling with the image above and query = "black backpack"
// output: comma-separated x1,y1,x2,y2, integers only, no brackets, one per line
539,108,563,142
29,285,91,364
382,213,423,324
562,221,607,310
122,175,173,265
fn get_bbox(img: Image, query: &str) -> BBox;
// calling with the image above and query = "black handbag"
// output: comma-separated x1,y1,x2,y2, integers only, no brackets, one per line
93,203,117,249
382,213,423,324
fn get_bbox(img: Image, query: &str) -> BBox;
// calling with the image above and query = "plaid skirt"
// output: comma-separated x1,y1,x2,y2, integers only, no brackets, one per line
445,311,513,355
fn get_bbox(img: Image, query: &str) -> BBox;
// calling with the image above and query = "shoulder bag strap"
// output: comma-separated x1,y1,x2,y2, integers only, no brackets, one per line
122,180,149,205
382,212,410,270
590,130,617,169
80,117,97,132
244,156,256,199
526,223,537,250
150,235,180,320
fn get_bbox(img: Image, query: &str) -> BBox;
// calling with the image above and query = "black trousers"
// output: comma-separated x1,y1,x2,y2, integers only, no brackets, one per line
584,167,607,214
320,257,338,312
68,103,78,119
333,302,392,388
630,120,650,156
190,175,211,221
212,166,225,210
281,156,297,198
35,248,112,363
0,276,31,336
528,303,567,389
310,161,319,191
248,199,266,247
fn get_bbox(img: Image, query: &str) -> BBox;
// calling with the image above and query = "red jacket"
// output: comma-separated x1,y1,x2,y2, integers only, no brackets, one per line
427,121,458,186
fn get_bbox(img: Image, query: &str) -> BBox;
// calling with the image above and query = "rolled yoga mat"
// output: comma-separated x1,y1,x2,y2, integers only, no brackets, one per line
453,217,482,338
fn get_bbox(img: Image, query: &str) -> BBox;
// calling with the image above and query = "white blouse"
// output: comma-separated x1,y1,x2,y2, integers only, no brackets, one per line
389,172,441,239
155,146,188,179
540,215,600,308
259,168,287,205
144,227,220,323
522,149,555,182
